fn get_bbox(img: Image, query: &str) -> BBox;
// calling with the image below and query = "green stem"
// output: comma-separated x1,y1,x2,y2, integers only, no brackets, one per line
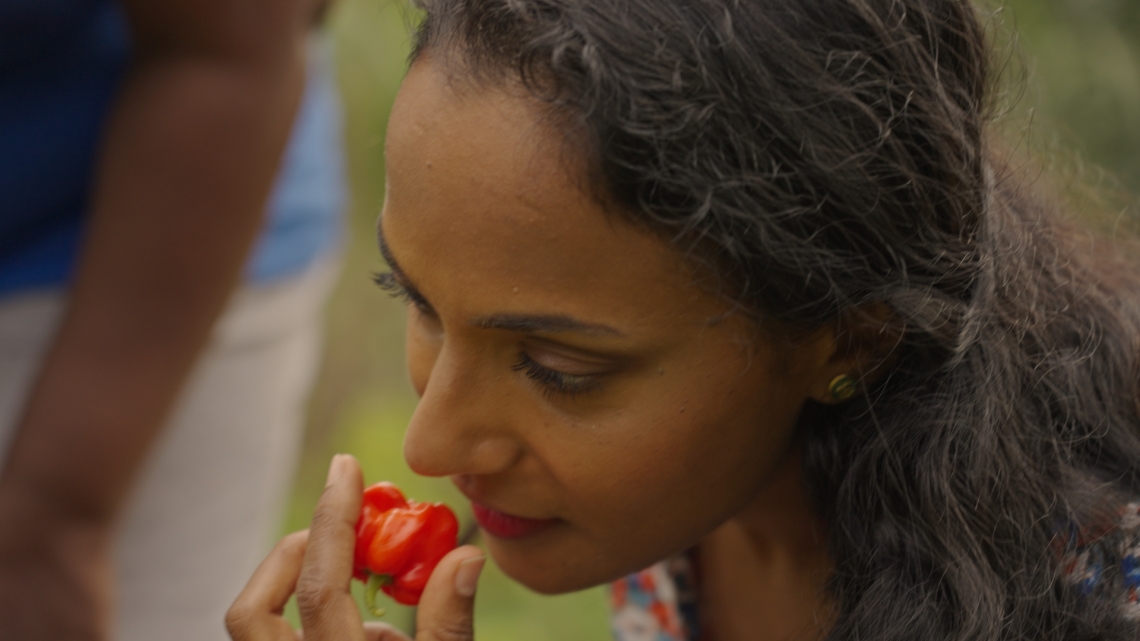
364,573,389,618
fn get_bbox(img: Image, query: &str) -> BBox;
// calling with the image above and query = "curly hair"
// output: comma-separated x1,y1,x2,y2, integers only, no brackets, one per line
409,1,1140,638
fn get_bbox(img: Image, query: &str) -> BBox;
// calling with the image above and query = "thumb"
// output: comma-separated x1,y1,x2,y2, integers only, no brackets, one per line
414,546,485,641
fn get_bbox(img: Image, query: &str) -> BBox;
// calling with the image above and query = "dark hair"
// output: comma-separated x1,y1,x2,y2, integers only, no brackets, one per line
410,1,1140,638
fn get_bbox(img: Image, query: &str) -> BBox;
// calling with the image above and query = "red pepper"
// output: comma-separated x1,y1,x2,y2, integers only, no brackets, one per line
352,482,459,615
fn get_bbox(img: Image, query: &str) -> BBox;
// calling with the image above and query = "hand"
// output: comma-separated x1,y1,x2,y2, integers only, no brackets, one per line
0,484,114,641
226,455,485,641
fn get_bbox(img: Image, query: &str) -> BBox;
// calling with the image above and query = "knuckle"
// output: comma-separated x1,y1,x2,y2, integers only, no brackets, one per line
294,581,339,618
308,495,336,527
309,495,350,533
223,602,257,638
421,619,474,641
364,621,409,641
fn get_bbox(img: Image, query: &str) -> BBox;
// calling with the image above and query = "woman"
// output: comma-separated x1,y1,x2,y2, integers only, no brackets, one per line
227,0,1140,639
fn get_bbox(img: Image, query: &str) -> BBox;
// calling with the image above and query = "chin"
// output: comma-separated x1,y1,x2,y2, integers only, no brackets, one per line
483,532,620,595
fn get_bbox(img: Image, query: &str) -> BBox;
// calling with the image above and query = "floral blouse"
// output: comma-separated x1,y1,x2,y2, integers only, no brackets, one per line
610,554,700,641
1057,501,1140,618
609,503,1140,641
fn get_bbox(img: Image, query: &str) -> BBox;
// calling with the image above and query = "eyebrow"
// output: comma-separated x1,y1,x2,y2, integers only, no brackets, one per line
378,227,624,337
471,313,624,336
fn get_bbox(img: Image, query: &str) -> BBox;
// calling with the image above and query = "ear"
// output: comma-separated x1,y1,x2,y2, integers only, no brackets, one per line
805,303,903,405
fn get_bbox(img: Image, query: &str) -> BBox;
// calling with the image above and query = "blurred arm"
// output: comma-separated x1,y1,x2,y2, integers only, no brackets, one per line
0,0,313,636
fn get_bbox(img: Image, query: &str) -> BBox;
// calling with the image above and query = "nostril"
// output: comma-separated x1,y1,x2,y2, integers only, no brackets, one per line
452,473,476,494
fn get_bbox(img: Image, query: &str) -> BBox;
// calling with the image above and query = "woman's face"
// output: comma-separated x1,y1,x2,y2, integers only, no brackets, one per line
381,58,840,593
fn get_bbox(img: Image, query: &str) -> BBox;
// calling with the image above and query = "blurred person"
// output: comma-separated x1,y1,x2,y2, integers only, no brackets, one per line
230,1,1140,641
0,0,344,640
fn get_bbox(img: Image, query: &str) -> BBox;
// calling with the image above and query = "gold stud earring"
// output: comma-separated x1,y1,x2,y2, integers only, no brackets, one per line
828,374,858,401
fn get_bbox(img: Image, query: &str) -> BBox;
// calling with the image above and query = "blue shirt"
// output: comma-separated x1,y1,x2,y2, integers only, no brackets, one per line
0,0,345,295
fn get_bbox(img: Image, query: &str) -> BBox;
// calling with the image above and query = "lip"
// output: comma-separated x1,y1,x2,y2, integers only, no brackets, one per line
471,502,560,539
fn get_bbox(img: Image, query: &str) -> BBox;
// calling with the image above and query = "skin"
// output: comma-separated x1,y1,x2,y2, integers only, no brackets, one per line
0,1,319,638
233,57,887,641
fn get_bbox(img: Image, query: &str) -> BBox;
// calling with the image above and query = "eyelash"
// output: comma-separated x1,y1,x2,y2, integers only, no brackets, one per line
374,272,433,314
376,272,600,398
512,353,601,398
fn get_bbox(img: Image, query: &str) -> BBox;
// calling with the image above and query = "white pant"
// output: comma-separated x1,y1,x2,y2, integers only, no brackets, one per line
0,257,338,641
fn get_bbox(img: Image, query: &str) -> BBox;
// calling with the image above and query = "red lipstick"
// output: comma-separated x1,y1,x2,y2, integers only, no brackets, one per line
471,503,559,539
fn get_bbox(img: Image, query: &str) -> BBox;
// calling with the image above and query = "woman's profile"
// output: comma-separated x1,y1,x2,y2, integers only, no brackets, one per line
226,1,1140,640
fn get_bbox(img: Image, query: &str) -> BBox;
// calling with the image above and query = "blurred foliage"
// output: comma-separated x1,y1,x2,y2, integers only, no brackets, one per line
279,0,1140,638
1003,0,1140,194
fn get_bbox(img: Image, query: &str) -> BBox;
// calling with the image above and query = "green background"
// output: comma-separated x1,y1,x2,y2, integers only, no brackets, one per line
279,0,1140,638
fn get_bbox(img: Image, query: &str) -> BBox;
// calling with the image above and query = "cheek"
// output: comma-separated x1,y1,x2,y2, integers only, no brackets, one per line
524,361,804,578
597,392,789,521
596,351,799,502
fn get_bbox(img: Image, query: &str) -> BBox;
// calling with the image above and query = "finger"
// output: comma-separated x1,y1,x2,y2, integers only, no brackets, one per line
296,454,367,639
414,546,485,641
226,530,309,640
297,622,411,641
364,622,413,641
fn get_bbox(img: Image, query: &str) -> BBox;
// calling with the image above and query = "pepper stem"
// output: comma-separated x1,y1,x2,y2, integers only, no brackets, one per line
364,573,389,618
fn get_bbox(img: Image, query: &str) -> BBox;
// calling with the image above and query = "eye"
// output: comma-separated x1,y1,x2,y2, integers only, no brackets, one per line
512,353,602,398
374,272,435,316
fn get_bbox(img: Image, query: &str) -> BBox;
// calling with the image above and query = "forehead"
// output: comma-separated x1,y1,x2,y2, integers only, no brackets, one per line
382,60,726,332
384,59,593,251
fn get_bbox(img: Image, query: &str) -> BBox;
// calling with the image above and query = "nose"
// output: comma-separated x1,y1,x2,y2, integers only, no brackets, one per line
403,342,524,478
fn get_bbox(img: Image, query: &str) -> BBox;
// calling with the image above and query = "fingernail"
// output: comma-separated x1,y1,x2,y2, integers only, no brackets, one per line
325,454,345,487
454,555,485,598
